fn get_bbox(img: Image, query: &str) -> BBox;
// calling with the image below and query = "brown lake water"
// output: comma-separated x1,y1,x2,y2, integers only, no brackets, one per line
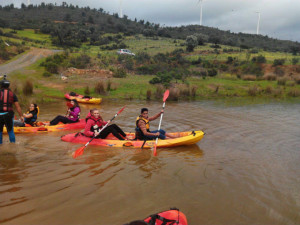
0,100,300,225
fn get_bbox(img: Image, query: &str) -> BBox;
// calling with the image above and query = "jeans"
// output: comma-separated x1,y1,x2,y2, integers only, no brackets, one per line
0,112,15,144
145,129,166,140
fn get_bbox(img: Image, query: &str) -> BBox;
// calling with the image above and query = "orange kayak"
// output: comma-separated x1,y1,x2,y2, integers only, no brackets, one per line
3,119,85,134
125,208,188,225
65,93,102,104
61,130,204,148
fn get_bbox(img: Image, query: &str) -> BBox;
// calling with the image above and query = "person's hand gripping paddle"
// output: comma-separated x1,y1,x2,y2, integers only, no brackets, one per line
72,106,126,158
153,90,169,156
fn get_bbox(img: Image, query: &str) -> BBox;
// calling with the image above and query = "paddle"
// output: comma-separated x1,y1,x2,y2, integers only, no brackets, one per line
72,106,126,159
65,101,73,116
153,90,169,156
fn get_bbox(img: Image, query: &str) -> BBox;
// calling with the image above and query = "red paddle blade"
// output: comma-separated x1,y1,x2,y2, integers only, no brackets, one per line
163,90,169,102
117,106,126,115
72,146,86,158
66,101,73,108
153,145,157,156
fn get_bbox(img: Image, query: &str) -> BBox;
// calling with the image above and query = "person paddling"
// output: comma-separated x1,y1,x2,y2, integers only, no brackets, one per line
135,108,176,140
50,99,80,125
14,103,39,127
0,75,23,144
84,109,128,140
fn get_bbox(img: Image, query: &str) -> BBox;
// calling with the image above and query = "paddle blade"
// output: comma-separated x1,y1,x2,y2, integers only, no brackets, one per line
66,101,73,108
117,106,126,115
72,146,86,159
163,90,170,102
153,145,157,156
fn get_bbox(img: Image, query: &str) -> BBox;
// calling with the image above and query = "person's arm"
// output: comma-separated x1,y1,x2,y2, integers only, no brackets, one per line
138,120,159,137
14,102,24,122
69,107,80,118
148,110,163,121
84,120,94,137
23,113,33,118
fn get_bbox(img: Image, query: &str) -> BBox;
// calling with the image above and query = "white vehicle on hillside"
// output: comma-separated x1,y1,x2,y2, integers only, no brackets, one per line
117,49,135,56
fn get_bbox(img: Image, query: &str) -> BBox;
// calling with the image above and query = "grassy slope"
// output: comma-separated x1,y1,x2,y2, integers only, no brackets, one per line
3,29,300,105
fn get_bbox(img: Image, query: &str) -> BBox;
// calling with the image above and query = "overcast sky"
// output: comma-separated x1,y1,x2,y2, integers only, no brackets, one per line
2,0,300,42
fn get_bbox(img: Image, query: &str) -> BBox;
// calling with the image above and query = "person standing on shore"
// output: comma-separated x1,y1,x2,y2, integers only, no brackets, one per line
0,75,23,144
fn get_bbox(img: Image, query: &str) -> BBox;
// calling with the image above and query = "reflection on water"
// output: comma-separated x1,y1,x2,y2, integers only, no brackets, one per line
0,101,300,224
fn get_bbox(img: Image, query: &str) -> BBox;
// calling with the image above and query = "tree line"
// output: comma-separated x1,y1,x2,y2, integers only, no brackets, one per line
0,3,300,54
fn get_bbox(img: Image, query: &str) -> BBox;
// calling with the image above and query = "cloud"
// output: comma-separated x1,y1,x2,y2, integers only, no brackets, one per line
2,0,300,41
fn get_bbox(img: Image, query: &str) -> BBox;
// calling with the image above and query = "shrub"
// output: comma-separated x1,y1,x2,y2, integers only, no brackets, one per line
22,80,33,96
274,67,285,76
248,85,259,96
242,75,256,81
287,89,300,97
146,90,151,100
207,68,218,77
191,86,197,97
113,68,127,78
169,88,180,101
292,58,299,65
273,88,282,97
42,71,52,77
94,81,106,95
84,86,90,95
277,77,288,86
106,80,112,92
293,75,300,84
44,62,58,73
273,59,285,66
263,73,276,81
155,85,164,99
264,86,273,94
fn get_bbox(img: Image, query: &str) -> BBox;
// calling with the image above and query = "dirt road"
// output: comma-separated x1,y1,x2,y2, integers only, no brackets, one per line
0,48,58,75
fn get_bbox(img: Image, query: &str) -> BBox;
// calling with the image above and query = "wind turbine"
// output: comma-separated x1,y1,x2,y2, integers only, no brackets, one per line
198,0,207,26
119,0,123,18
256,11,261,35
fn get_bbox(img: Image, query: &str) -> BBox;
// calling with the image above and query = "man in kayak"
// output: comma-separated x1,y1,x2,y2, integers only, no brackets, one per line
0,75,23,144
135,108,176,140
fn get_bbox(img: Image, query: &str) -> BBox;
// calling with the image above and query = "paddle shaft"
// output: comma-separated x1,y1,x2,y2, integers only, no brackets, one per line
154,101,166,146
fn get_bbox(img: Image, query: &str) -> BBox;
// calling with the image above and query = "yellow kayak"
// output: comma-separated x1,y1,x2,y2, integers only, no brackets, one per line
3,119,85,134
65,93,102,104
61,130,204,148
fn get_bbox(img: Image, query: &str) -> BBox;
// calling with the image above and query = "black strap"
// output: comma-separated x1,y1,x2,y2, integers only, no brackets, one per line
148,214,178,225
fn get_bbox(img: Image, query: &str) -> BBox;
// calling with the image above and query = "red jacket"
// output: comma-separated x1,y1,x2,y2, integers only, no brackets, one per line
84,115,108,137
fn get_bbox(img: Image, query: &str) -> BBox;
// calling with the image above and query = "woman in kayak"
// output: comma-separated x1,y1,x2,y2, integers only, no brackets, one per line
84,108,128,140
135,107,177,140
50,99,80,125
14,103,39,127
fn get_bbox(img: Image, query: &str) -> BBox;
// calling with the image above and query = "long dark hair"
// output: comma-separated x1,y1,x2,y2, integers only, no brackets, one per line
29,103,38,115
70,99,80,109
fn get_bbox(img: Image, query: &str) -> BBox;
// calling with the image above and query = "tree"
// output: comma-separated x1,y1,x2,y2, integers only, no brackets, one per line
186,35,198,52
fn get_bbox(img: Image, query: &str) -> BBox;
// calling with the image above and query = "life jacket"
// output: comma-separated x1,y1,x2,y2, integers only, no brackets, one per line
24,107,39,125
0,89,14,112
135,116,150,139
125,208,186,225
85,114,105,132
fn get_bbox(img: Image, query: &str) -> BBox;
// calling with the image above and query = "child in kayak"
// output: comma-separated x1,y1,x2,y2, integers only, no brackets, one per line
84,108,128,140
135,107,177,140
50,99,80,125
14,103,39,127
